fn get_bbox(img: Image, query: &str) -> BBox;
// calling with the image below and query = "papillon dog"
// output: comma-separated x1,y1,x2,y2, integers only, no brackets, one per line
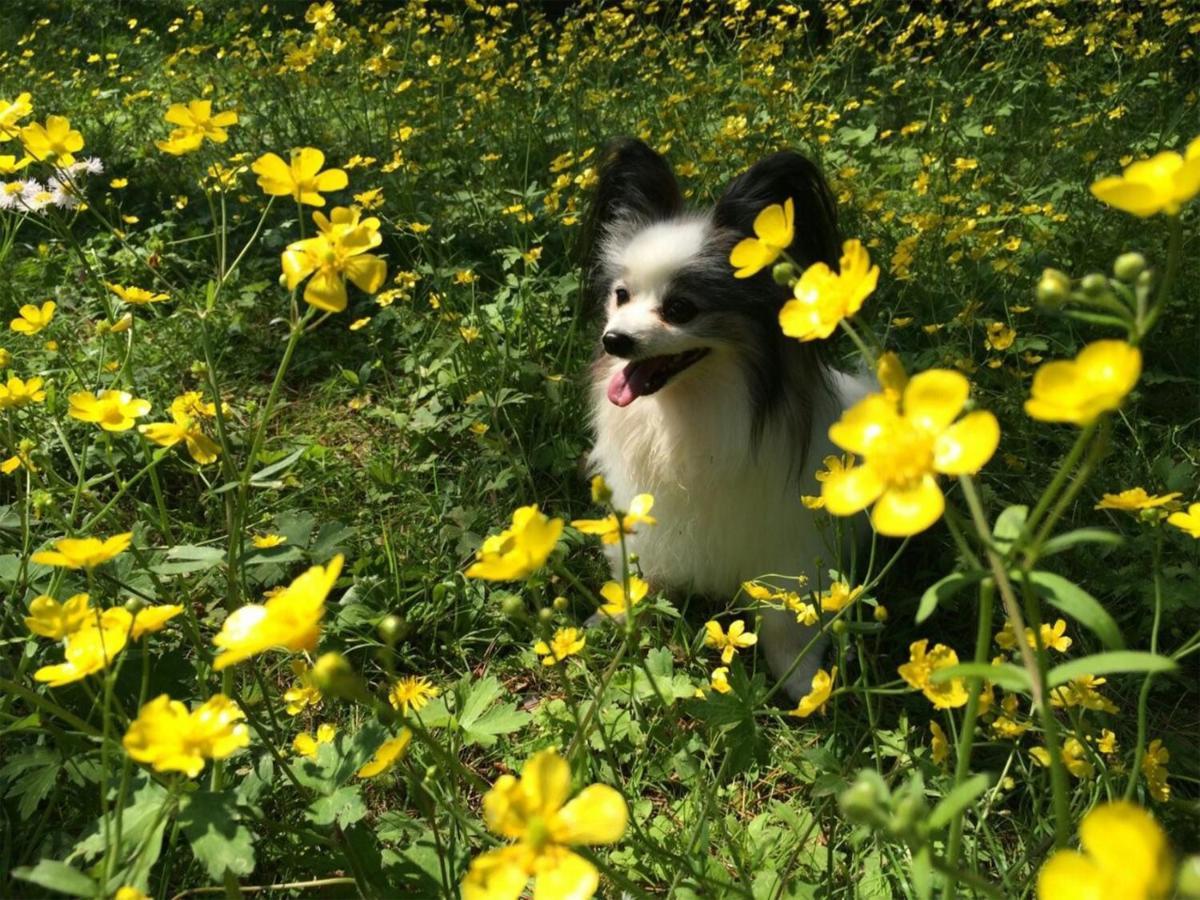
583,138,872,701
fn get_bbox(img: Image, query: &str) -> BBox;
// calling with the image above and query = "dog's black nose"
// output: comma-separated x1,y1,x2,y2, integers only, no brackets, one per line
602,331,636,358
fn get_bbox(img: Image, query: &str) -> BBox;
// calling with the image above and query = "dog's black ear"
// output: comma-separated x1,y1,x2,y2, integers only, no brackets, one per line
589,137,683,231
713,151,840,269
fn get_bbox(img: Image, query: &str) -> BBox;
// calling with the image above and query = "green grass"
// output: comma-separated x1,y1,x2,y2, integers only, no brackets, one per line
1,2,1198,898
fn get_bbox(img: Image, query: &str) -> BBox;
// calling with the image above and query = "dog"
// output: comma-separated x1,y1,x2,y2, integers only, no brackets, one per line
583,138,872,701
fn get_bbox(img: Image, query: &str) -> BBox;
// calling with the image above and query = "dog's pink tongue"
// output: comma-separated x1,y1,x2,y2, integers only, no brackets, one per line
607,361,650,407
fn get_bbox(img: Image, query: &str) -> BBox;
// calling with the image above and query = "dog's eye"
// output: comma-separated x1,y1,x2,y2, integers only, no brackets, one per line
662,297,697,324
614,287,630,306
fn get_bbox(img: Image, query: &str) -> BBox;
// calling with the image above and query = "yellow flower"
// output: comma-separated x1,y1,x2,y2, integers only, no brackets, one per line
466,505,563,581
0,92,33,140
107,283,169,304
253,533,287,549
1167,502,1200,538
115,887,150,900
140,404,220,464
985,321,1016,351
597,575,649,619
709,666,732,694
703,619,757,664
462,748,628,900
789,666,836,718
819,580,863,613
1090,138,1200,217
284,660,321,715
25,593,93,638
154,100,238,155
876,352,908,403
1040,619,1073,653
822,369,1000,537
0,154,31,175
357,730,413,778
534,627,586,666
571,493,656,544
19,115,84,166
122,694,249,777
930,721,949,766
1025,340,1141,426
10,301,55,335
251,147,348,206
1142,739,1170,803
68,390,152,432
729,198,794,278
34,608,132,686
1097,729,1118,756
1031,738,1094,779
293,723,338,759
388,675,440,715
0,375,46,408
1096,488,1183,513
1037,801,1173,900
779,239,879,341
281,207,387,312
131,605,184,638
898,639,968,709
32,532,132,569
212,555,344,670
1051,675,1119,714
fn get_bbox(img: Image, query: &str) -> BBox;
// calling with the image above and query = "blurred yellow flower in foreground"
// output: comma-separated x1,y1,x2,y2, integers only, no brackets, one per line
462,748,628,900
571,493,656,544
69,390,151,432
25,593,93,638
32,532,132,568
388,675,440,715
0,375,47,408
1025,340,1141,426
212,555,344,670
898,639,968,709
930,721,949,765
779,239,879,341
466,505,563,581
19,115,84,166
730,198,794,278
703,619,757,664
534,627,586,665
281,207,387,312
1037,801,1172,900
34,608,131,686
1090,136,1200,217
252,147,348,206
357,730,412,778
1167,502,1200,538
123,694,249,777
108,283,169,304
0,92,33,140
790,666,836,718
822,369,999,536
10,301,55,335
293,723,337,758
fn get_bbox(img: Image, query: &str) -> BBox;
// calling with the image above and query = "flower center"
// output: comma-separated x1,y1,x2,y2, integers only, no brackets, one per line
871,419,934,489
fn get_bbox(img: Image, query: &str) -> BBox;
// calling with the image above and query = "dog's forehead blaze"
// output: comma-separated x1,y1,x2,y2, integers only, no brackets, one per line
616,218,708,292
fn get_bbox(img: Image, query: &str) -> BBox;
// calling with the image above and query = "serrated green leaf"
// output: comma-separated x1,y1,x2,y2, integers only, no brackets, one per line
1024,571,1124,649
307,785,367,827
1048,651,1177,687
178,790,256,880
457,676,530,747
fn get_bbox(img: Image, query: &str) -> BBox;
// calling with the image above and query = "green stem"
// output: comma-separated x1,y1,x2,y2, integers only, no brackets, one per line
1021,421,1097,552
1125,532,1164,800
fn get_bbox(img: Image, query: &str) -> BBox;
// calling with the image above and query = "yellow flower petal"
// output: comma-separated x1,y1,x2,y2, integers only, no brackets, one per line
532,848,599,900
821,463,885,516
903,369,968,434
551,784,629,845
871,475,945,537
933,411,1000,475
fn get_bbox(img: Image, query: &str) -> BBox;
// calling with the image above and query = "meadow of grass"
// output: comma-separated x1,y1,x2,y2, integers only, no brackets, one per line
1,1,1198,898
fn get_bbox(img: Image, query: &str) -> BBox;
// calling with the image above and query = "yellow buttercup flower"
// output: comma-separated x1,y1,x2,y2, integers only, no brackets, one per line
1051,675,1119,714
32,532,132,569
131,604,184,639
534,627,586,666
1095,488,1183,513
68,390,152,432
985,321,1016,351
822,369,1000,537
729,198,794,278
122,694,249,777
789,666,836,718
703,619,757,664
10,301,55,335
1167,502,1200,538
107,283,169,304
571,493,656,544
779,239,879,341
292,723,337,759
597,575,649,619
19,115,84,166
211,555,344,670
34,608,132,687
819,580,862,613
140,406,220,464
251,147,348,206
898,639,968,709
1090,137,1200,217
930,721,949,766
253,533,287,549
1037,801,1173,900
1025,340,1141,426
25,593,93,638
357,730,413,778
388,675,440,715
155,100,238,155
709,666,732,694
284,660,321,715
0,375,47,408
1142,739,1170,803
281,207,387,312
462,748,628,900
466,504,563,581
114,887,150,900
0,92,33,140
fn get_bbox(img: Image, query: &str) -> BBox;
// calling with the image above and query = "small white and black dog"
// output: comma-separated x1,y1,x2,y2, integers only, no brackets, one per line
583,138,872,701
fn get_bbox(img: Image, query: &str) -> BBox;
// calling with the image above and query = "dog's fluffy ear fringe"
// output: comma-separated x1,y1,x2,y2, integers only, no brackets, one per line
713,151,841,270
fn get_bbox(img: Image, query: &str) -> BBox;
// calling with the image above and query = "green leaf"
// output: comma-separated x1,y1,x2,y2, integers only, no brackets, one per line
916,571,987,623
457,676,531,748
1024,571,1124,649
1048,652,1177,687
927,773,992,831
12,860,97,897
249,444,308,485
307,785,367,828
992,505,1028,554
178,790,256,880
931,662,1031,693
152,544,226,576
71,778,170,864
1039,528,1123,557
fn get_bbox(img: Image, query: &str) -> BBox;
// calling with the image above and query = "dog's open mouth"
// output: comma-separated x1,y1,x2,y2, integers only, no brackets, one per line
607,349,709,407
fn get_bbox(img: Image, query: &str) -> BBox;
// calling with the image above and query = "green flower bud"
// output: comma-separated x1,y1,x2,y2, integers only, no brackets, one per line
552,595,569,611
432,582,450,604
1036,268,1071,305
1080,273,1109,297
537,607,555,624
311,651,368,702
873,604,888,623
1177,855,1200,898
839,773,888,825
831,620,847,636
377,614,408,644
123,596,146,614
500,595,525,620
772,261,798,286
1113,251,1146,282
